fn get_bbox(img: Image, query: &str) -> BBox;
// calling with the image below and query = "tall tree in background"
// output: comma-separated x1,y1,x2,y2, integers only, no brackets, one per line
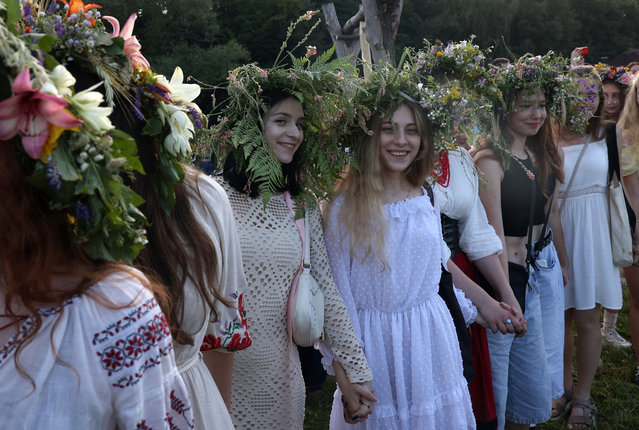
101,0,250,110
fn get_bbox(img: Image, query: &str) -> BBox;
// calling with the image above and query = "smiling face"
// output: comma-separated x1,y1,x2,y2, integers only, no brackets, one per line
603,82,622,118
378,103,422,176
263,97,304,164
506,90,547,139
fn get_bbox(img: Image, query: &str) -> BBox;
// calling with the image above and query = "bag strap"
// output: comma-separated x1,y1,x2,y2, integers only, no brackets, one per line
525,174,536,270
303,212,311,269
559,134,592,214
537,177,555,244
284,191,305,270
606,123,622,183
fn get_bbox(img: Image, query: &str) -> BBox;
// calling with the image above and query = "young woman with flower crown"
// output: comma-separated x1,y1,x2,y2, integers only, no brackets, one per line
213,55,375,427
592,64,635,349
43,6,252,429
474,54,573,430
553,65,625,429
415,40,526,430
0,5,194,429
323,66,488,429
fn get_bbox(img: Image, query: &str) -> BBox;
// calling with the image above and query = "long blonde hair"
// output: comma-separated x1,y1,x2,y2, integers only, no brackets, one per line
618,72,639,145
330,101,435,266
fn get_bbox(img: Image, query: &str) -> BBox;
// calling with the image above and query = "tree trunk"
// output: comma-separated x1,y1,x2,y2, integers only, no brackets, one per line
321,3,361,67
361,0,404,65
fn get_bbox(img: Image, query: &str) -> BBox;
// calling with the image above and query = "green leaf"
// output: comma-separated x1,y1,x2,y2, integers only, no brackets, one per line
4,0,20,35
103,36,125,56
142,117,164,136
110,129,145,173
77,161,105,196
51,143,81,181
37,35,57,53
43,54,61,71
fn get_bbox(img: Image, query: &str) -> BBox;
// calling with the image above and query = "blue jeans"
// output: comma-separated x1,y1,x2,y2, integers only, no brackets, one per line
531,239,565,401
487,273,551,429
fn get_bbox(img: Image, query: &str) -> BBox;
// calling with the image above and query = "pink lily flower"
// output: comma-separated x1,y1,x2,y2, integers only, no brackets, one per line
0,69,83,159
103,13,151,70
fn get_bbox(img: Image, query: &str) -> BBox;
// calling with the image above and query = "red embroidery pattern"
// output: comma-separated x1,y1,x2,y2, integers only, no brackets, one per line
200,292,252,352
165,390,195,429
135,390,195,430
135,420,151,429
92,297,159,345
0,299,72,364
432,151,451,187
93,297,174,388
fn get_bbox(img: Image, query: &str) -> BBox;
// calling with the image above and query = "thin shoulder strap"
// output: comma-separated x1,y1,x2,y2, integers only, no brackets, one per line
559,134,591,214
425,183,435,206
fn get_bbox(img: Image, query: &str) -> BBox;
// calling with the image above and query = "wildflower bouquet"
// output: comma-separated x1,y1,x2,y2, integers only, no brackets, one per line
1,0,206,260
595,63,633,87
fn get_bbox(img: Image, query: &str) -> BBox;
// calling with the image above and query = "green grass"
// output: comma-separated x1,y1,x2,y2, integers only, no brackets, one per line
304,286,639,429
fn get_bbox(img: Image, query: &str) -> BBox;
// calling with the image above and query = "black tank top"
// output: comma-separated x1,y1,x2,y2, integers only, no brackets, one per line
501,155,546,237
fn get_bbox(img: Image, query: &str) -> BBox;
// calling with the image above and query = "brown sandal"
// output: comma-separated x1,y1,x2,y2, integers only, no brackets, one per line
550,387,573,420
566,397,597,429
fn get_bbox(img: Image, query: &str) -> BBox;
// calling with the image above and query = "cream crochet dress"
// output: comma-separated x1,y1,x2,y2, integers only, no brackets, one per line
220,179,372,429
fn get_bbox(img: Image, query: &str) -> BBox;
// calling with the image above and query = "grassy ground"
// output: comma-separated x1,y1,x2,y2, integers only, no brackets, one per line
304,285,639,429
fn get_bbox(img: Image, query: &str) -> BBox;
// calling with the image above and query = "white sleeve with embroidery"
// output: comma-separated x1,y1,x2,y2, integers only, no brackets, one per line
89,273,195,430
186,174,251,353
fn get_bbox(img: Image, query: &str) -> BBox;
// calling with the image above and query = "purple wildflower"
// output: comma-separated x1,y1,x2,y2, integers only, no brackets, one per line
47,2,61,14
76,202,91,223
55,23,65,37
45,158,63,191
148,84,170,101
133,90,145,121
187,106,202,129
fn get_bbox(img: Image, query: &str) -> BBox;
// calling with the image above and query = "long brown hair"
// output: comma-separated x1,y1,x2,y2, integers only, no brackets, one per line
0,138,169,384
119,118,230,346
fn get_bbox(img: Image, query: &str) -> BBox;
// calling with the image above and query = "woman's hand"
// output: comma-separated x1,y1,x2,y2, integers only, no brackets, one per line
334,362,376,423
476,295,525,335
340,381,376,423
499,294,527,337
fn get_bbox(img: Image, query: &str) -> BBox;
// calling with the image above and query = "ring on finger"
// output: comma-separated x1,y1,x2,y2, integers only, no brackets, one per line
505,318,512,324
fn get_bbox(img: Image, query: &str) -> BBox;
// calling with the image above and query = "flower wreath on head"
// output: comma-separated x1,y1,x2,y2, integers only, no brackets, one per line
0,0,205,261
206,11,358,212
490,52,584,162
594,63,633,88
412,38,501,149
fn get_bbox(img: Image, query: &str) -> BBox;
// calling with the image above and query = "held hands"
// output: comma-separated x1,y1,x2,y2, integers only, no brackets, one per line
340,381,376,424
334,362,377,424
499,294,527,337
476,295,526,336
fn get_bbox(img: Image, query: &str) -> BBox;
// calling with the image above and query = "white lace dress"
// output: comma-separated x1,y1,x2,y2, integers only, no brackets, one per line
0,271,194,429
173,173,251,430
219,179,373,429
559,138,623,310
324,192,475,430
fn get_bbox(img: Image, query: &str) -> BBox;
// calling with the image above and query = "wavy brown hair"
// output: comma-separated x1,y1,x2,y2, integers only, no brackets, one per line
0,137,169,386
113,113,230,346
329,100,435,265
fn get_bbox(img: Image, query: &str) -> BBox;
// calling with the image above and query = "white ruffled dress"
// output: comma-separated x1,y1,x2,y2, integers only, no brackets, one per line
324,191,475,430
